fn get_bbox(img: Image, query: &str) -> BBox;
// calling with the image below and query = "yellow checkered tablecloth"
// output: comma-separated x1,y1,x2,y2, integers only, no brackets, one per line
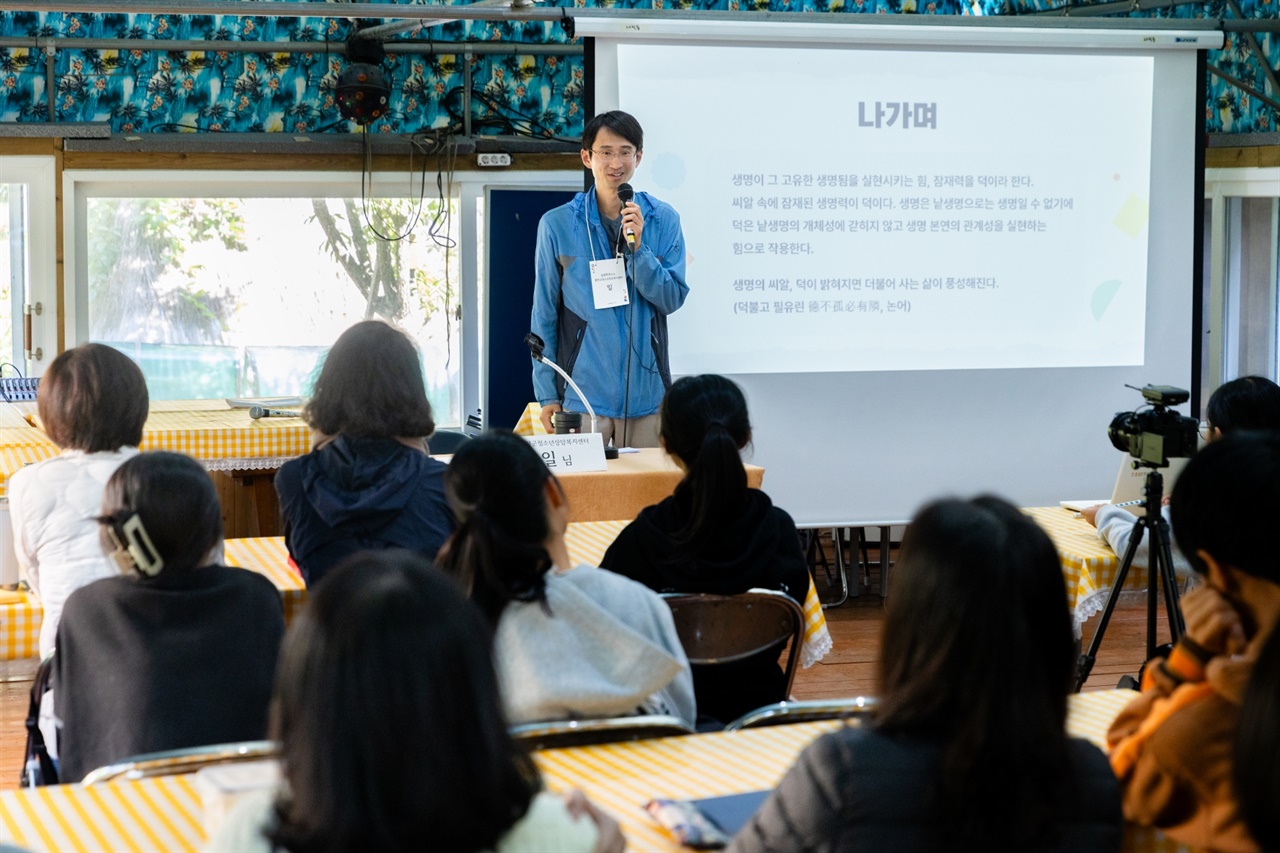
222,538,306,626
220,521,833,669
1025,506,1146,634
0,690,1181,853
139,409,311,469
0,522,831,663
515,402,549,436
0,589,40,661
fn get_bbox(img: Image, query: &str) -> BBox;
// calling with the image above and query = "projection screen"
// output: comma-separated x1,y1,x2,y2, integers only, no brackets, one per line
579,16,1220,526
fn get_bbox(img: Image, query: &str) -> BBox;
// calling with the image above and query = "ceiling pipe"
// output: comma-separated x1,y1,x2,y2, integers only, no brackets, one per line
2,0,566,22
0,36,581,55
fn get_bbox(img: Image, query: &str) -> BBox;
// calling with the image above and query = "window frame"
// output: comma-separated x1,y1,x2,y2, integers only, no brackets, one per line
64,167,582,422
0,156,59,374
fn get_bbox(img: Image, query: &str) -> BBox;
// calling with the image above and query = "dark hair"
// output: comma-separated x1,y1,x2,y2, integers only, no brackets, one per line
436,431,554,627
39,343,148,452
660,375,752,552
1206,375,1280,434
875,495,1075,848
303,321,435,439
582,110,643,152
268,551,539,853
1234,624,1280,852
1172,431,1280,583
98,451,222,575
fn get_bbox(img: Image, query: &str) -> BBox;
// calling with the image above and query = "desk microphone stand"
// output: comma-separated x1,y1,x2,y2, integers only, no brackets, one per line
1073,467,1186,693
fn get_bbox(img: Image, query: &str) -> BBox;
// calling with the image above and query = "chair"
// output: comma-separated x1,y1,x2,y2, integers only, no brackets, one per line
427,429,470,455
81,740,278,785
724,696,878,732
509,714,694,751
661,590,806,700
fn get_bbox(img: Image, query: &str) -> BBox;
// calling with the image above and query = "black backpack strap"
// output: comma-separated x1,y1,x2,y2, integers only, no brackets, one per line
20,654,58,787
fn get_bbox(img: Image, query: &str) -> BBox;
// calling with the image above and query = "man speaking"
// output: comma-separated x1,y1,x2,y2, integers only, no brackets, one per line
530,111,688,449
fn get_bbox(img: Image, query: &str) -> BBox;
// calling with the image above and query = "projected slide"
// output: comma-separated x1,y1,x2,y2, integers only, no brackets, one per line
617,45,1154,374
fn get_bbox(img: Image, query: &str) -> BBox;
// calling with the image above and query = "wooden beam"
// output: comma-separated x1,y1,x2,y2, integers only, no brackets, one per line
1205,146,1280,168
0,139,58,156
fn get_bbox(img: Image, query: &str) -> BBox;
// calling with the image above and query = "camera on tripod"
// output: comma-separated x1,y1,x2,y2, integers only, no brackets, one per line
1108,384,1199,469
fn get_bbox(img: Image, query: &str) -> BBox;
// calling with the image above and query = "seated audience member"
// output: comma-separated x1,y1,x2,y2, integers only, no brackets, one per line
1234,623,1280,853
599,374,809,724
437,431,695,727
11,344,149,659
1083,375,1280,576
208,551,623,853
54,452,284,783
274,320,454,586
1108,431,1280,851
730,496,1122,853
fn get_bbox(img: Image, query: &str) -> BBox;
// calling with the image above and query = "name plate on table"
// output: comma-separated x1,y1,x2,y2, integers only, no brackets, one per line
524,433,608,472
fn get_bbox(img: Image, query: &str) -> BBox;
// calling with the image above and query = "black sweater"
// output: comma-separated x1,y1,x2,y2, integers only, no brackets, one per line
600,488,811,725
728,728,1122,853
53,565,284,782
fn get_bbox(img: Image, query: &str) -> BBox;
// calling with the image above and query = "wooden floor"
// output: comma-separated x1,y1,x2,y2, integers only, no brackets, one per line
0,544,1168,793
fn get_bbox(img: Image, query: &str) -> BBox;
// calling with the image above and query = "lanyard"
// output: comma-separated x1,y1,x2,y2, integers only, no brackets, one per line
583,187,623,261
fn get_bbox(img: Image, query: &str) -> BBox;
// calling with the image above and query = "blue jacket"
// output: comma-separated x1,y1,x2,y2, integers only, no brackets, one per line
531,189,688,419
274,436,455,586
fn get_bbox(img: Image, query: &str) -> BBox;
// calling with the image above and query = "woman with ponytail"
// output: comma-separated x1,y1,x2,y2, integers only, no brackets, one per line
437,431,695,727
600,374,810,724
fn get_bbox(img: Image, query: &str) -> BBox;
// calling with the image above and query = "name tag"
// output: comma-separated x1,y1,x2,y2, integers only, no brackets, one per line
589,257,628,310
524,432,609,472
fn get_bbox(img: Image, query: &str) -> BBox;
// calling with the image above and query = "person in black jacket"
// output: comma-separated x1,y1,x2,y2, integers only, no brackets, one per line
274,320,455,586
600,374,810,725
728,496,1122,853
53,452,284,783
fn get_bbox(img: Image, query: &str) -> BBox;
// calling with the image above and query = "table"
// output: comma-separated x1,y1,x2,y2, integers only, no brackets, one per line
0,690,1181,853
0,521,834,667
556,447,765,523
1025,507,1149,634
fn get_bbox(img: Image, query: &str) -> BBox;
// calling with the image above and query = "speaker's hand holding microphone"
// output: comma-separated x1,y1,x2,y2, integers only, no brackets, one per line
616,183,643,251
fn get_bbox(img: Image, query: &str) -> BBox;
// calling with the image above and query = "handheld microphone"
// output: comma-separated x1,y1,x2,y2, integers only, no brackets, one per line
249,406,302,420
617,182,636,249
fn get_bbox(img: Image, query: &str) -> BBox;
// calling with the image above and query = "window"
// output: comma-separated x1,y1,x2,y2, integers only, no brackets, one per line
1204,168,1280,411
0,156,57,376
74,178,461,423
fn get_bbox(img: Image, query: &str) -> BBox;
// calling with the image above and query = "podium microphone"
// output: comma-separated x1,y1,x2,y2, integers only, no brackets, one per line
617,183,636,249
249,406,301,420
524,333,618,460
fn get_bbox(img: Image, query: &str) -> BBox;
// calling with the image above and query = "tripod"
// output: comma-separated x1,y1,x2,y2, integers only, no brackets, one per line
1073,466,1187,692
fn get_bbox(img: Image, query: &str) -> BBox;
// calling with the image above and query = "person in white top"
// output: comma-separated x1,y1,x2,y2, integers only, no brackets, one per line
206,550,623,853
10,343,149,660
1082,375,1280,578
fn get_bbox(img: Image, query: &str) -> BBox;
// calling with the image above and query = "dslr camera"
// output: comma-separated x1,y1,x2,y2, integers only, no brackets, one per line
1108,384,1199,469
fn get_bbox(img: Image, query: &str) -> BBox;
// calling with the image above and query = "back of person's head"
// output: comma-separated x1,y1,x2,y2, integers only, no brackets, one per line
876,495,1075,847
582,110,643,152
1235,624,1280,852
1206,375,1280,435
303,320,435,440
1172,431,1280,584
659,374,751,549
40,343,149,452
436,431,554,627
268,551,539,853
97,451,222,577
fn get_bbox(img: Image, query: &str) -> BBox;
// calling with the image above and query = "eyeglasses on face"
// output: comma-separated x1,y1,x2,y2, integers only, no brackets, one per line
588,148,637,163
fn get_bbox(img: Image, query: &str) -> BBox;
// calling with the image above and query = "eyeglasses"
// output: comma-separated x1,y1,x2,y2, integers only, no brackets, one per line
589,148,637,163
1198,421,1212,441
